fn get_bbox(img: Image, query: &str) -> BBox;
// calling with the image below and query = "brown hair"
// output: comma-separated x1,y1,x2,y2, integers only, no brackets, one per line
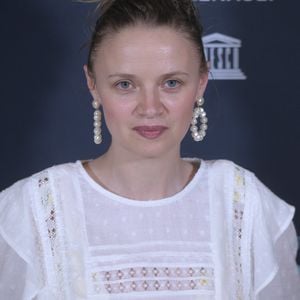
84,0,208,75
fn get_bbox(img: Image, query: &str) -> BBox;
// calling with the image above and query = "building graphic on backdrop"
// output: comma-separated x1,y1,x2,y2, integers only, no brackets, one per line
203,33,246,80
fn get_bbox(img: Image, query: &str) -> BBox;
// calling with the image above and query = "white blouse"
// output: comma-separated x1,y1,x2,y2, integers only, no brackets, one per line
0,159,299,300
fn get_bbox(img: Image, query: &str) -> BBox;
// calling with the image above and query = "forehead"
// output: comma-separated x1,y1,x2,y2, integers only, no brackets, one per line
93,25,200,75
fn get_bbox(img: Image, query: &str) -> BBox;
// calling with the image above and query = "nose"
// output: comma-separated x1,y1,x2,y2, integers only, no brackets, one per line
136,88,164,118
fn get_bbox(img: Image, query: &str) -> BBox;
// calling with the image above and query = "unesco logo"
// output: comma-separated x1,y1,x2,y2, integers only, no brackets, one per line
203,33,247,80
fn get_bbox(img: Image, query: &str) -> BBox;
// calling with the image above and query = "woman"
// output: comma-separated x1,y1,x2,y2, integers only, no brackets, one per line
0,0,299,299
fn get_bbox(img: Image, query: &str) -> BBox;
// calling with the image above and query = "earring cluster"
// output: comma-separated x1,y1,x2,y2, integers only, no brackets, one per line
92,100,102,144
190,97,208,142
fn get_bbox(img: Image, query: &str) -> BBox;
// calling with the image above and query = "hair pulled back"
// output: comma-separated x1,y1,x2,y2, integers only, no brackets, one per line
84,0,208,75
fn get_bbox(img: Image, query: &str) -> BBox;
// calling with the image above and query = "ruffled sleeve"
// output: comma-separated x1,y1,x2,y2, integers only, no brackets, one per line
248,173,300,299
0,179,47,299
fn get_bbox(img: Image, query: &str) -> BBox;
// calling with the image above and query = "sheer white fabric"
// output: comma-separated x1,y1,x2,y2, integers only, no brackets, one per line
82,159,213,299
0,159,299,299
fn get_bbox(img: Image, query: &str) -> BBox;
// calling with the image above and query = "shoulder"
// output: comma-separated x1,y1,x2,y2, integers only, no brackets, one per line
203,158,253,175
202,158,255,187
0,160,80,245
0,163,80,298
1,161,78,194
203,158,294,214
208,159,296,243
30,161,79,182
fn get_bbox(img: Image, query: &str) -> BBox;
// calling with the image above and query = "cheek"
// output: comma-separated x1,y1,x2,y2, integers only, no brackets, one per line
102,108,118,130
170,94,196,132
180,106,194,131
168,94,195,120
101,101,131,129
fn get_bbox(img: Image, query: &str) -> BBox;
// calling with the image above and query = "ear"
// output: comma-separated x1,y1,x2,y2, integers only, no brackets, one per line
83,65,101,103
196,72,209,99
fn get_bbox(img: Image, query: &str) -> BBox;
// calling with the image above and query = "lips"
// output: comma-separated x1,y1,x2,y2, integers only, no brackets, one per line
133,125,168,139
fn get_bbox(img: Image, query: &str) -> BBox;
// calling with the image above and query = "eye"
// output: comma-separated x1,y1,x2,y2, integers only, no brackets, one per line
165,79,181,89
116,81,132,90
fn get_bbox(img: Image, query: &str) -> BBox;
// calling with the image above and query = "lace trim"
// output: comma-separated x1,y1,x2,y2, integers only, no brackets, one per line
232,166,245,300
38,173,67,298
29,192,46,286
90,266,214,294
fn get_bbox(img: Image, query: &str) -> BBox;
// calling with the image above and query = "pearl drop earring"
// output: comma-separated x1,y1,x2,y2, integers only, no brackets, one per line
92,100,102,144
190,97,208,142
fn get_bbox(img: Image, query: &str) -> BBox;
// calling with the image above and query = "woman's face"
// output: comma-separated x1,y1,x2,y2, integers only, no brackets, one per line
85,25,208,159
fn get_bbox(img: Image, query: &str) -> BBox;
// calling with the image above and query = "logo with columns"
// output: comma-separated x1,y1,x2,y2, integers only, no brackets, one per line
203,33,247,80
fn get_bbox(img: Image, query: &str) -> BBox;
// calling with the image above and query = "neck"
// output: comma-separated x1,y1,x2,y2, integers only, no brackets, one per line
86,147,195,200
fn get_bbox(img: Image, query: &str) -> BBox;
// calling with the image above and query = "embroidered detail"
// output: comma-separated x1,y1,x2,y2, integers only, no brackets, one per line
232,166,245,299
30,204,46,286
38,172,67,299
90,266,214,294
40,178,58,255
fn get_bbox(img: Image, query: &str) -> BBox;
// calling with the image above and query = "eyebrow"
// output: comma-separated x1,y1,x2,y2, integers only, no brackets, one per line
107,71,190,79
108,73,136,79
161,71,189,78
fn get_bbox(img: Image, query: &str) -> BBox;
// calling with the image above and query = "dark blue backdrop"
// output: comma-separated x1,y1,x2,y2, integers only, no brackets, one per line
0,1,299,242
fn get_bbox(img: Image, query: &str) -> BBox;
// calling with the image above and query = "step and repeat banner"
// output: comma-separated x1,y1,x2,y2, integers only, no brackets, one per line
194,0,300,235
0,0,299,243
